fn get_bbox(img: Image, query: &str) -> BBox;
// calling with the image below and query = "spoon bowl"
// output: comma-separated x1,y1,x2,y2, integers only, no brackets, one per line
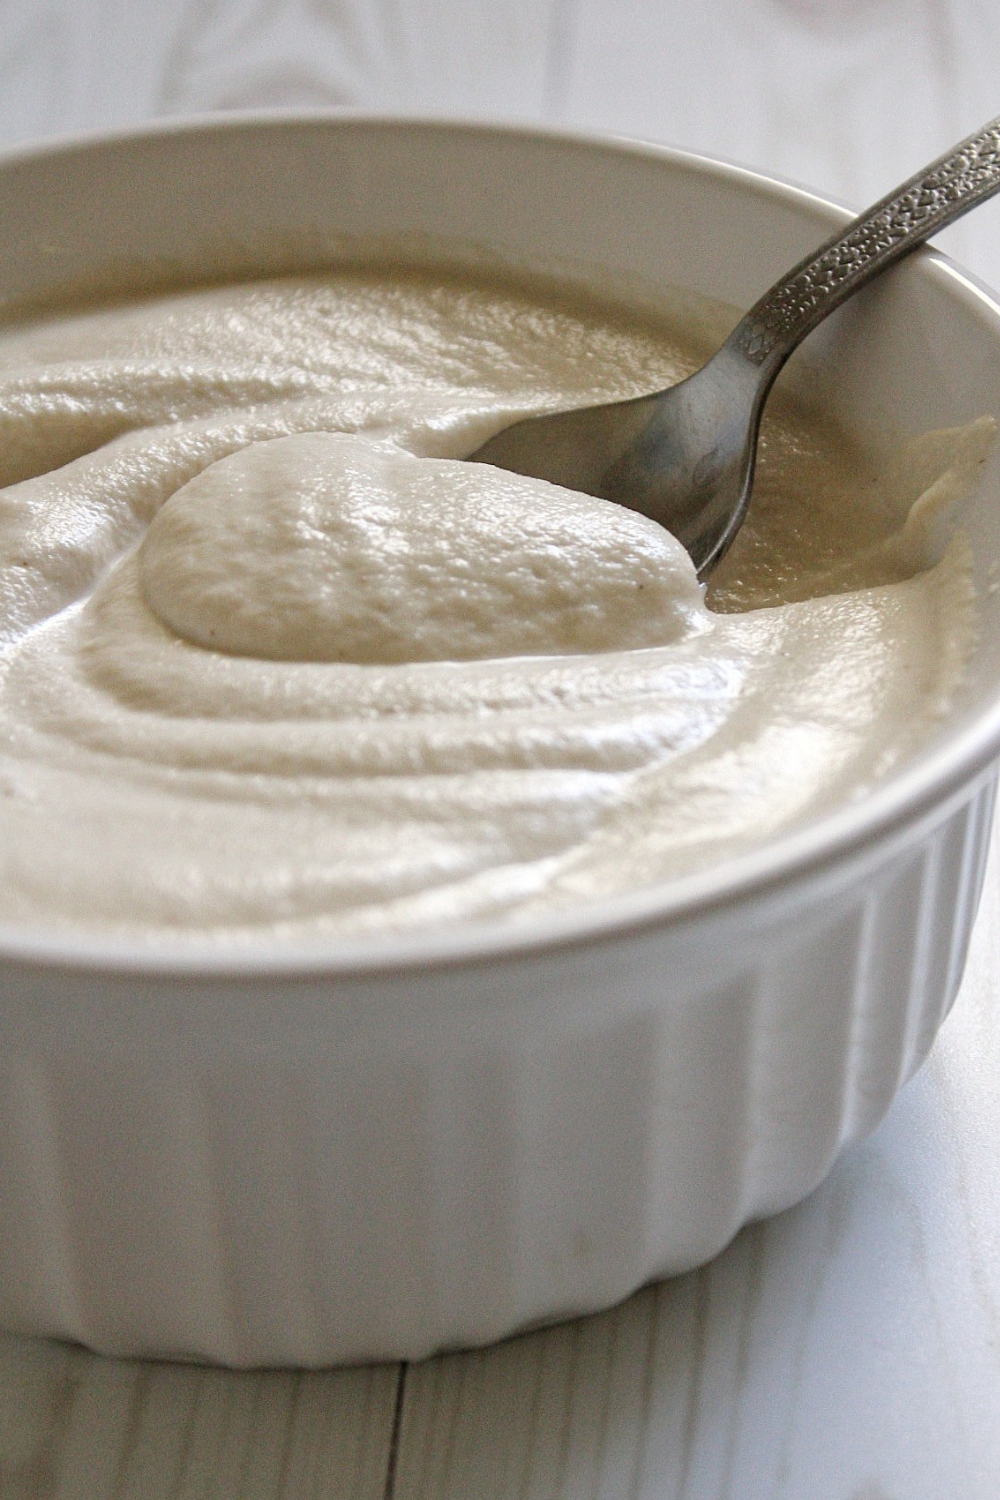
470,115,1000,575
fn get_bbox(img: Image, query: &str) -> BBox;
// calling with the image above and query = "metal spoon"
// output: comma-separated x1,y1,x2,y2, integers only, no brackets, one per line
469,116,1000,578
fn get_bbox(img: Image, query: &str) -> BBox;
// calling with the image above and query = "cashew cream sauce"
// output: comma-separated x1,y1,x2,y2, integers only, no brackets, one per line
0,264,989,940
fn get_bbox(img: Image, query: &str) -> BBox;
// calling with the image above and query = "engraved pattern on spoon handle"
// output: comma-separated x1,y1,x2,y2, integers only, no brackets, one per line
731,115,1000,373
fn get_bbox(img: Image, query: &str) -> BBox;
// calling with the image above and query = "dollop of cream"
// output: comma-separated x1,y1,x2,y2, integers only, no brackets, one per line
139,431,704,663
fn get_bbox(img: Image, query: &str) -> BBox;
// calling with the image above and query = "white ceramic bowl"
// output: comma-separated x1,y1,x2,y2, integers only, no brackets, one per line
2,115,1000,1368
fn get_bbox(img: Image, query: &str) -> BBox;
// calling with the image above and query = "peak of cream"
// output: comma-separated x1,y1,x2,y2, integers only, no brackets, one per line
139,431,705,664
0,266,986,941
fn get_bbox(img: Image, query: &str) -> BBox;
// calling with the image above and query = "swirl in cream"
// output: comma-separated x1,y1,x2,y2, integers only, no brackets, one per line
0,265,986,939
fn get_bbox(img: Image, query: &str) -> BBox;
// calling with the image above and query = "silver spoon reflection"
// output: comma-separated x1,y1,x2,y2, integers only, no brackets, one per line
469,116,1000,577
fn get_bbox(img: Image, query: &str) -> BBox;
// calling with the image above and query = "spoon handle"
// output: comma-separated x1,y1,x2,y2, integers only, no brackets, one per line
730,115,1000,379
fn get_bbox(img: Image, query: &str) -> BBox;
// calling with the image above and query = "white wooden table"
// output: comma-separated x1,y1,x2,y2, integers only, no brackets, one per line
3,3,1000,1495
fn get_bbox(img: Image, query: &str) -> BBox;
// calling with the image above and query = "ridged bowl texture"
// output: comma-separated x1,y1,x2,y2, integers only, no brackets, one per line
2,117,1000,1365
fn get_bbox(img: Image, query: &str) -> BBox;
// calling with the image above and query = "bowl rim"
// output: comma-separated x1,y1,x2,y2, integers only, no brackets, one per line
3,108,1000,978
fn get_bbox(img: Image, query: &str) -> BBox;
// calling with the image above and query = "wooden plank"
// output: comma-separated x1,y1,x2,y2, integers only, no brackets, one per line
0,1335,400,1500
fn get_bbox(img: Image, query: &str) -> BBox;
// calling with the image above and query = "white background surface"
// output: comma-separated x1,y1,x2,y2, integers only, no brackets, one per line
2,2,1000,1496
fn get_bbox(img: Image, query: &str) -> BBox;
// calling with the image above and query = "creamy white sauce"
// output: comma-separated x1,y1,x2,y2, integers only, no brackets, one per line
0,267,988,940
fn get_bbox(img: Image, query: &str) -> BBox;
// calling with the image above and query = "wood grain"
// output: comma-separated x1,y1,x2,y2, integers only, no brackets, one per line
0,1335,400,1500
